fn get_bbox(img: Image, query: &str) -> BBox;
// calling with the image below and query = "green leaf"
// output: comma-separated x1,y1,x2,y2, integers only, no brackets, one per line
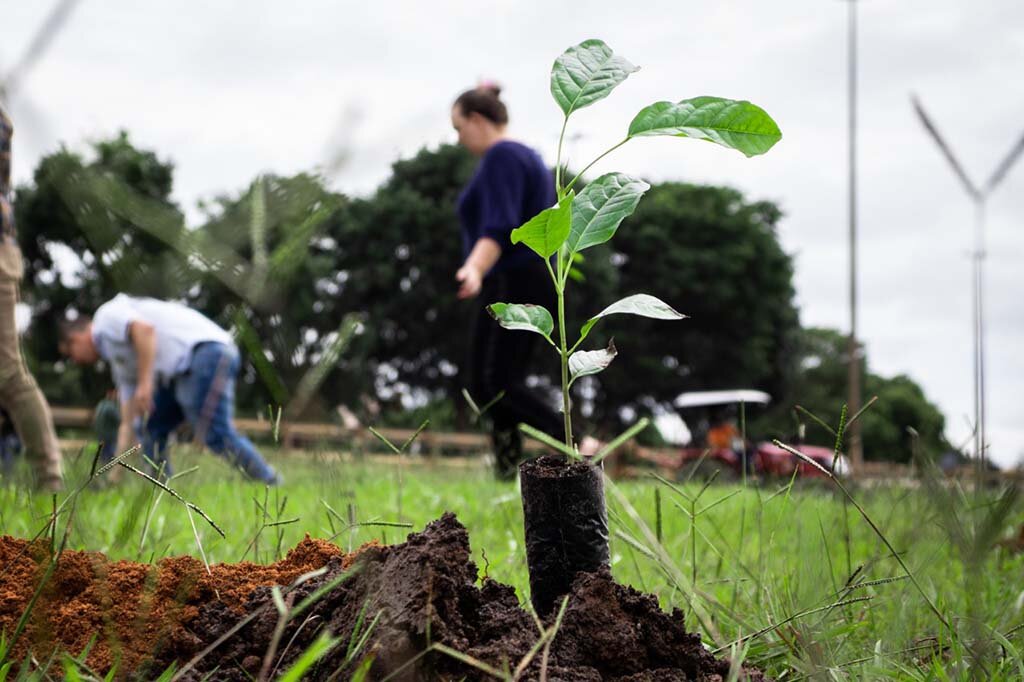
62,660,83,682
593,417,651,464
568,173,649,254
349,655,375,682
279,632,341,682
628,97,781,157
580,294,685,342
510,194,573,259
551,39,639,116
569,340,617,383
487,303,554,340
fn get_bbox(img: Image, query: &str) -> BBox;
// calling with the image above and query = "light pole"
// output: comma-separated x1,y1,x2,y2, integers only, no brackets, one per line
845,0,864,473
912,96,1024,470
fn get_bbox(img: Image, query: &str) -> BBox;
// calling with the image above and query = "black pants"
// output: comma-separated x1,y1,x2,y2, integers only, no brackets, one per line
468,261,563,478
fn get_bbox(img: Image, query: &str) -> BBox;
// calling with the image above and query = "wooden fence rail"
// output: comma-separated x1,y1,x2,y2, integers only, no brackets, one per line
48,406,547,457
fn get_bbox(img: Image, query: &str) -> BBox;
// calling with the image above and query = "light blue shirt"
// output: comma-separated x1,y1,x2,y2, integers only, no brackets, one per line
92,294,233,399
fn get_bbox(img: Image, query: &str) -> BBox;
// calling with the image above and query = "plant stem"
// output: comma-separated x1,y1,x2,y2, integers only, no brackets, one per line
556,249,573,451
555,116,569,197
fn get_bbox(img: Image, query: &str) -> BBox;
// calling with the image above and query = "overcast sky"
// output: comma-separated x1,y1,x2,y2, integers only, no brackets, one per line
3,1,1023,465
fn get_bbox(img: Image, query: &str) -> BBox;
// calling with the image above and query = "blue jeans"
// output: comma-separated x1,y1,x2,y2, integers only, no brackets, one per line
143,343,279,483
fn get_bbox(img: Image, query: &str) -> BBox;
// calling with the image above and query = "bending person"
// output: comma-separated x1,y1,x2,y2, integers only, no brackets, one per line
452,82,562,479
0,103,62,490
59,295,280,484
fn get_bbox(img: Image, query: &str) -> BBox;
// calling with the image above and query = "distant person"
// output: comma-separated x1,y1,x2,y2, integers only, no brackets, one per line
452,82,562,479
0,103,62,491
706,417,739,450
59,294,280,484
93,390,121,463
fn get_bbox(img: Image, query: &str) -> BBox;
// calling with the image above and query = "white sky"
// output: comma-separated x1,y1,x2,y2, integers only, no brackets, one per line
3,1,1023,465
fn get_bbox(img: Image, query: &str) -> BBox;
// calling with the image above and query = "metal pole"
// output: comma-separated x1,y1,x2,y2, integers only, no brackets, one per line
968,202,981,465
846,0,864,473
975,198,987,469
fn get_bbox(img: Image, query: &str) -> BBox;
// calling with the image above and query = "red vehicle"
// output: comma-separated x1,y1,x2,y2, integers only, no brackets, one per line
667,390,847,480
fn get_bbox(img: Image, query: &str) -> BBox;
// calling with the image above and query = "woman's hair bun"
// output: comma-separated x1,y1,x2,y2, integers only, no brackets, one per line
454,81,509,125
477,79,502,98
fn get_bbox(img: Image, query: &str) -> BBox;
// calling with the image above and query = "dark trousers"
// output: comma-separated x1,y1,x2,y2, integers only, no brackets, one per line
468,261,563,478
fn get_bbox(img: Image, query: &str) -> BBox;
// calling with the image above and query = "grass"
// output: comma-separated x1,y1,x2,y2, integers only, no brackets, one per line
1,444,1023,679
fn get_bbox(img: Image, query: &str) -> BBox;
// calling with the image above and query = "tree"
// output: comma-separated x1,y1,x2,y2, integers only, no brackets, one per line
186,173,353,420
15,132,187,405
579,182,799,433
766,327,951,463
321,144,484,422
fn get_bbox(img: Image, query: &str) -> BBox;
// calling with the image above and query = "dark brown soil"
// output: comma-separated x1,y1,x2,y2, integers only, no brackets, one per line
0,515,765,680
176,513,764,680
521,454,596,479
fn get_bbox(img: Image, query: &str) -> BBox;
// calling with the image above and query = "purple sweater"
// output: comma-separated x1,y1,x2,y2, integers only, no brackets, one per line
457,140,555,275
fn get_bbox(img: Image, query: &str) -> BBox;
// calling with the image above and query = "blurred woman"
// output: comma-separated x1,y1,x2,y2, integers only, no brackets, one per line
452,83,562,479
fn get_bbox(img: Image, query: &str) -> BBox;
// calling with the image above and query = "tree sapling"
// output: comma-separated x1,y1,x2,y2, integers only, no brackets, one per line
486,38,782,614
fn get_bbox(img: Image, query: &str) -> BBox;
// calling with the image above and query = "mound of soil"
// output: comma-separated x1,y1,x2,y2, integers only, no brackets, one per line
0,534,353,675
1,515,764,680
177,513,763,681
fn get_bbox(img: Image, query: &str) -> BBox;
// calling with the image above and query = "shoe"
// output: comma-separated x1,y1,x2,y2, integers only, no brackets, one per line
492,429,523,481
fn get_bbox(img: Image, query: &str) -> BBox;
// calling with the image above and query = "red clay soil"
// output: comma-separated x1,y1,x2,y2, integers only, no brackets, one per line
1,515,766,680
0,534,356,675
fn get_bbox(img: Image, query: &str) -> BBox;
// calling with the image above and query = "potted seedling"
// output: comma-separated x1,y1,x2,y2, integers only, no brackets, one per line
487,38,782,615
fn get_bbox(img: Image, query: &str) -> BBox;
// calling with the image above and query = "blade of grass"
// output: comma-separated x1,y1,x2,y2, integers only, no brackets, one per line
399,420,430,453
517,423,577,459
794,405,837,438
277,632,340,682
117,461,225,538
432,643,506,679
592,418,650,464
712,596,873,654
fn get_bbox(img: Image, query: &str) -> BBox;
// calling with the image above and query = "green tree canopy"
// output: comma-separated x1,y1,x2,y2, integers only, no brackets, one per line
186,173,351,420
580,182,799,433
764,327,951,463
15,131,186,405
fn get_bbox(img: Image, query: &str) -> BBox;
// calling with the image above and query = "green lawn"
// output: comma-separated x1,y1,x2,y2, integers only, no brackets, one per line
2,446,1023,679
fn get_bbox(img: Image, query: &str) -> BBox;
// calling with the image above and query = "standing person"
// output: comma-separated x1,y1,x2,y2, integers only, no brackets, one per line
0,103,62,491
59,294,280,484
452,83,563,480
